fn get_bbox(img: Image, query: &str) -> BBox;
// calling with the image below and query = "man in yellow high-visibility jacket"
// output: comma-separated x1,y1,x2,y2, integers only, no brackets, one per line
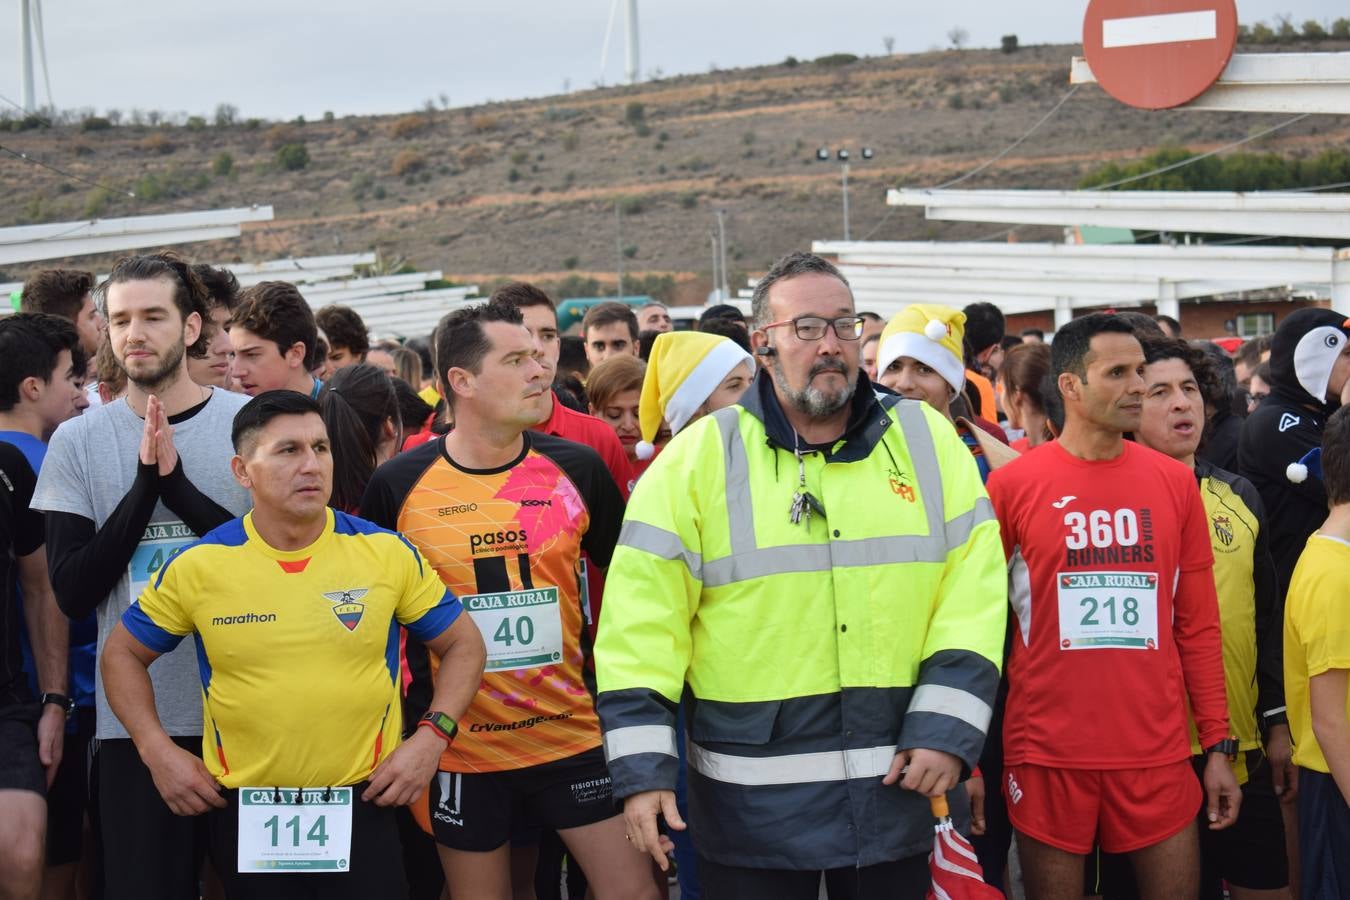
594,251,1008,900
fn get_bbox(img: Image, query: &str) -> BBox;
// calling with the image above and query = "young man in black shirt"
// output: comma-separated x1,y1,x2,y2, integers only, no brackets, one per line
0,313,81,898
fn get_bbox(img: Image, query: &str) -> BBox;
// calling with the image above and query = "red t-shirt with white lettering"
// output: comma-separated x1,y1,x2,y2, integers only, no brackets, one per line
986,440,1228,769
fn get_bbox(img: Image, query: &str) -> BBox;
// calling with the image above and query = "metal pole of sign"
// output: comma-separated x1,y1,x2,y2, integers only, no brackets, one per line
716,209,729,300
710,232,721,302
615,200,624,301
842,162,851,241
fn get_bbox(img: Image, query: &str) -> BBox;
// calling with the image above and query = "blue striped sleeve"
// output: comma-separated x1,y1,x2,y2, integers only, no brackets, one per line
122,603,188,654
403,590,463,643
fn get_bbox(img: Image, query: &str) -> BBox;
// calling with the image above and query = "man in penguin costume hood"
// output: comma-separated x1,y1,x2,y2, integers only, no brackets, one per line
1238,307,1350,594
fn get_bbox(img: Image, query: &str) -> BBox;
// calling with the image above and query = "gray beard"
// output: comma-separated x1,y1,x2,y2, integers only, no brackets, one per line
770,357,857,418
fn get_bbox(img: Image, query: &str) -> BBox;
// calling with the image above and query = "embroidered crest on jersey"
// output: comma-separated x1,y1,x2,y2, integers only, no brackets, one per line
323,588,369,631
1211,514,1234,547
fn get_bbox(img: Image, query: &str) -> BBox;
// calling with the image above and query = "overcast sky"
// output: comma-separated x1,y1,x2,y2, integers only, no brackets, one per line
1,1,1343,120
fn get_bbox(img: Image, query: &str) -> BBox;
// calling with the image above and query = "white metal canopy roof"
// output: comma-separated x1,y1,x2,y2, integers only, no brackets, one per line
0,207,275,266
350,290,479,318
296,271,444,304
815,240,1349,284
3,252,379,311
227,253,377,287
840,266,1261,302
889,189,1350,241
1070,52,1350,115
813,240,1350,321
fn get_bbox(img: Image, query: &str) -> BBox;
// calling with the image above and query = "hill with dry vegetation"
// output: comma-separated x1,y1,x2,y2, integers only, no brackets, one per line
3,39,1348,306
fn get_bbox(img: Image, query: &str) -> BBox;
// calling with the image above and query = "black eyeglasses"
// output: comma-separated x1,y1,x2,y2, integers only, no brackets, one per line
761,316,865,341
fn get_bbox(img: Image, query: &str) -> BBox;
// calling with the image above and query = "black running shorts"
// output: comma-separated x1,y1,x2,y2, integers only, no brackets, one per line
427,747,617,852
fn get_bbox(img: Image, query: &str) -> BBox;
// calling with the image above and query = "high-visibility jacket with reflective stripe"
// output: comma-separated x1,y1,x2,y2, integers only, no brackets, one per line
595,377,1007,869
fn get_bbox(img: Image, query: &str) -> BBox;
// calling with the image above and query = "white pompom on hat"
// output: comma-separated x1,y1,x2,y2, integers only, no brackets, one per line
875,304,968,394
924,318,949,342
1286,447,1323,484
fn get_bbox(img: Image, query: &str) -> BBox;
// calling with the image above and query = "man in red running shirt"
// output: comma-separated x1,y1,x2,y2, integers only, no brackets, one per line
491,282,632,499
985,313,1240,900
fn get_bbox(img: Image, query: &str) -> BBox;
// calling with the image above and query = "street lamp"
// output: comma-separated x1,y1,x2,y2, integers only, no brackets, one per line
816,146,874,241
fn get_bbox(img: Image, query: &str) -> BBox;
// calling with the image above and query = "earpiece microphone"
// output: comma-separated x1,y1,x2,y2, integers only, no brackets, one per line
754,346,775,357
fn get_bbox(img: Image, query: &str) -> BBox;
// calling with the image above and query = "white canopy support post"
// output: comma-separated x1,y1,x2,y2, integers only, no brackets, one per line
1157,280,1180,323
1070,52,1350,115
1055,297,1073,330
1333,250,1350,317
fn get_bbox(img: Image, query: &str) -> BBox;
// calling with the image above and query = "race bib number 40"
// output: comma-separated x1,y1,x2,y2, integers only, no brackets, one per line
237,787,353,873
128,521,196,603
463,587,564,672
1057,571,1159,651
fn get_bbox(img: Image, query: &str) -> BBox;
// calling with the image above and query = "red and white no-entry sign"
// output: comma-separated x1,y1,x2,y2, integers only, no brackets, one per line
1083,0,1238,109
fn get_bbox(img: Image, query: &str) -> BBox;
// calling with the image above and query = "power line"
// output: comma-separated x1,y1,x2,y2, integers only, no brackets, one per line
0,91,53,125
859,85,1083,242
1085,113,1311,191
866,102,1316,244
1289,179,1350,193
0,93,223,213
0,144,135,199
936,86,1082,190
971,114,1316,242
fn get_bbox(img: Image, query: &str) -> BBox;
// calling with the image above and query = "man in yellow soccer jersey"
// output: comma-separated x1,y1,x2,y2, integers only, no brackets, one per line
1284,405,1350,895
100,391,485,899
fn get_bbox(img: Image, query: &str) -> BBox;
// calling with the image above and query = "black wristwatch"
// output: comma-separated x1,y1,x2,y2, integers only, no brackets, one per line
40,692,75,717
1261,708,1289,736
417,711,459,745
1205,738,1238,762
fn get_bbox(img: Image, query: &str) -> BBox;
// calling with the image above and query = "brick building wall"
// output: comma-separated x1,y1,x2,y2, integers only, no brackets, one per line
1005,298,1327,341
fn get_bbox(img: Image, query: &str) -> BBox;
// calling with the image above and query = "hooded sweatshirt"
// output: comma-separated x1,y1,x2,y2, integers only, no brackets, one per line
1238,308,1350,596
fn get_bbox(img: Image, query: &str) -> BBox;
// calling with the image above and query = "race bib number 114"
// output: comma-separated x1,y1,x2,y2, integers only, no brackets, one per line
1056,571,1159,651
237,787,353,873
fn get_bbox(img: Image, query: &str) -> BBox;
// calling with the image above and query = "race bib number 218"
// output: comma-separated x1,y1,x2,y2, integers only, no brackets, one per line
1056,571,1159,651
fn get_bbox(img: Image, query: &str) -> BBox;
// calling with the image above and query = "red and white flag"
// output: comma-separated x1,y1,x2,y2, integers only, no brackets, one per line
926,796,1003,900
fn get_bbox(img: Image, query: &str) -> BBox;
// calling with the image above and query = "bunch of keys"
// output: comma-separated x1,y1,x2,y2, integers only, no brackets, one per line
789,447,826,526
789,489,826,526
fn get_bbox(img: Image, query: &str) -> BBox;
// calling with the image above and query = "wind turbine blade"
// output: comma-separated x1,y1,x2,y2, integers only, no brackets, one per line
599,0,619,78
32,0,53,109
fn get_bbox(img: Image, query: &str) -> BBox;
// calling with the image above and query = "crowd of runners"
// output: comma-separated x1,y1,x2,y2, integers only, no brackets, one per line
0,248,1347,900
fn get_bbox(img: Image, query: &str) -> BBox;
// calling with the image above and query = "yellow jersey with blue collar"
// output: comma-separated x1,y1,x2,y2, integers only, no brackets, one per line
122,508,462,789
1190,461,1283,783
1284,533,1350,774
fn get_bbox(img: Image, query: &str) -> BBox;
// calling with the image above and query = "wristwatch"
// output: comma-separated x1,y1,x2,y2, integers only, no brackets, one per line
40,692,75,717
1205,738,1238,762
417,711,459,745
